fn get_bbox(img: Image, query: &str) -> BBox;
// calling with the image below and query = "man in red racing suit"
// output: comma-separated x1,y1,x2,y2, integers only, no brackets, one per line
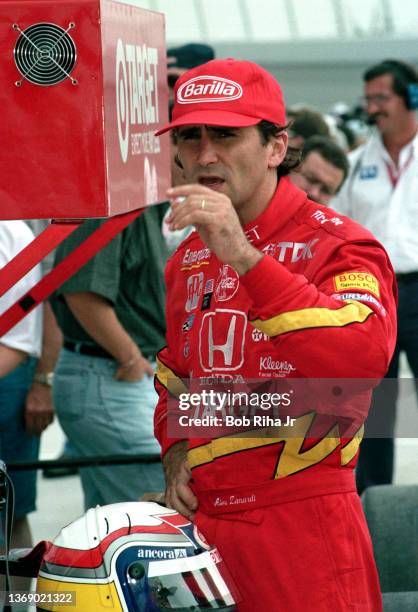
154,58,397,611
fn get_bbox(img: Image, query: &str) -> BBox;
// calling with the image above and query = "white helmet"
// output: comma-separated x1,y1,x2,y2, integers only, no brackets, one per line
37,501,239,611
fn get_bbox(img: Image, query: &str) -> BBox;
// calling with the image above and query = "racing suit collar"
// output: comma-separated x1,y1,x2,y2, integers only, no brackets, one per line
243,176,308,247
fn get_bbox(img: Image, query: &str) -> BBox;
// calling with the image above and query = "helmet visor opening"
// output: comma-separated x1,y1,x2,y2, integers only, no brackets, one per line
127,548,238,610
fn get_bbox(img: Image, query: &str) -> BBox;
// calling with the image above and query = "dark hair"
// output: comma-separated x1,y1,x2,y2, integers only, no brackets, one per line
287,108,330,140
167,43,215,70
302,135,349,184
363,59,418,109
256,120,301,176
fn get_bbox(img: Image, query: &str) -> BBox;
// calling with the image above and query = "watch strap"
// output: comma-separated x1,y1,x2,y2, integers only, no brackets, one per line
33,372,54,387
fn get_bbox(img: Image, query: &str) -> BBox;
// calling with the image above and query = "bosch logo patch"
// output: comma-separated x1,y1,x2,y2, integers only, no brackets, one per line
177,75,243,104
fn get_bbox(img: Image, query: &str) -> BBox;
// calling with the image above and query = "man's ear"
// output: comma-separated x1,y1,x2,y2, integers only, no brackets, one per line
268,132,288,168
174,153,184,169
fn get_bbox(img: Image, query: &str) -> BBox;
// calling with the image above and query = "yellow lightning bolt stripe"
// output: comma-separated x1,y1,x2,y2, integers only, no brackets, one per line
188,414,365,476
273,413,340,478
187,413,342,477
341,425,364,466
188,434,281,470
155,356,188,398
251,300,373,337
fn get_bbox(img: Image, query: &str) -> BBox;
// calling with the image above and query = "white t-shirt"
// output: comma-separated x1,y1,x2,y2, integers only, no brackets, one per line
331,129,418,273
0,221,42,357
162,206,194,254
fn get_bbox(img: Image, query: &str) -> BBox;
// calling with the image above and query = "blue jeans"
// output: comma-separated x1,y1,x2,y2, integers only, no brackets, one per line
0,358,38,520
53,349,164,510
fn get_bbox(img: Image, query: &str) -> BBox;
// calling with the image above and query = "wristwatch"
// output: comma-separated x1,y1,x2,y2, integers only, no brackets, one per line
33,372,54,387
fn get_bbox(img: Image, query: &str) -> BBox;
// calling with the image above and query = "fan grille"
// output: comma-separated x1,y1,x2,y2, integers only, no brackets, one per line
14,22,76,86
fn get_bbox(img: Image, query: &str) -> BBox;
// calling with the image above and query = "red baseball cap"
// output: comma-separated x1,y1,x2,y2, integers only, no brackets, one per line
156,58,286,135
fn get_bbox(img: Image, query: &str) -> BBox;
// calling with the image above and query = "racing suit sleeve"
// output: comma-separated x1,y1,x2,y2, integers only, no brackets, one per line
240,240,397,380
154,350,188,456
154,263,189,457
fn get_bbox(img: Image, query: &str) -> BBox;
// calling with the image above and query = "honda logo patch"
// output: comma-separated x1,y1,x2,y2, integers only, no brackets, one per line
199,309,247,372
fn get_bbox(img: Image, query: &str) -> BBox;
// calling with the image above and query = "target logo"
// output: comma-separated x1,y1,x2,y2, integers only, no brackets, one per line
116,39,129,162
115,39,159,163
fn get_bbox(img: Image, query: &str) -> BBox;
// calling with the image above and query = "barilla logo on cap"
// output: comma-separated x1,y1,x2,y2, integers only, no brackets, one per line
177,75,243,104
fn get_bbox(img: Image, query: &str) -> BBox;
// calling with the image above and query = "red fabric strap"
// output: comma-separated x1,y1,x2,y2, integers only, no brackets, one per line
384,149,413,188
0,208,145,337
0,222,80,299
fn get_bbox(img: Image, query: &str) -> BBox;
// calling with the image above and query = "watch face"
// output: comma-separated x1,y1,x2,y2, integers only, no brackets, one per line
35,372,54,386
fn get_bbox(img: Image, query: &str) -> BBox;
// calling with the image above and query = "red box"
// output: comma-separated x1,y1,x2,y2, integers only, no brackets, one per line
0,0,170,219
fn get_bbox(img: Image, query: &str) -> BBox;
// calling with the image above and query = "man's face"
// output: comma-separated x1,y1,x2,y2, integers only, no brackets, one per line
364,73,408,136
291,151,344,206
176,124,287,216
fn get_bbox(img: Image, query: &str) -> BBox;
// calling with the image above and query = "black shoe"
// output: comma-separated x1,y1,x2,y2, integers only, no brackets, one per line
42,454,78,478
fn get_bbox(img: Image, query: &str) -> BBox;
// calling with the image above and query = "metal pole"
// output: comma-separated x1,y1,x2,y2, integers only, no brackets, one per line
332,0,348,39
380,0,395,35
7,454,161,471
284,0,299,39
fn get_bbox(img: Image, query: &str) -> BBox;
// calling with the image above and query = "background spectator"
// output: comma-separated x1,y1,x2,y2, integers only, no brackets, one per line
167,43,215,101
287,106,331,148
332,58,418,493
0,221,42,594
50,204,169,509
291,135,349,205
25,220,76,479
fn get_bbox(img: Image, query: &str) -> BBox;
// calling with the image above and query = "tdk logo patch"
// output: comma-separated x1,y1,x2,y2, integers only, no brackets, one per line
359,165,378,180
177,76,242,104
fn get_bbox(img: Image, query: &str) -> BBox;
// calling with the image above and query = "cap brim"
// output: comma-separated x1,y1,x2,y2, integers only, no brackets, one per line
155,110,261,136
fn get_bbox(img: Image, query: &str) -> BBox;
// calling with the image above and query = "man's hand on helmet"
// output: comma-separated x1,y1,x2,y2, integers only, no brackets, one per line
163,441,198,520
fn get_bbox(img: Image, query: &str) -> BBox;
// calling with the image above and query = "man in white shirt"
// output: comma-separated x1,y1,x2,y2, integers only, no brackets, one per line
332,59,418,492
0,221,42,592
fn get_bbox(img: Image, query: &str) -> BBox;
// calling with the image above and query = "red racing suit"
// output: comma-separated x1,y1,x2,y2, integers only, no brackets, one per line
154,178,397,611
